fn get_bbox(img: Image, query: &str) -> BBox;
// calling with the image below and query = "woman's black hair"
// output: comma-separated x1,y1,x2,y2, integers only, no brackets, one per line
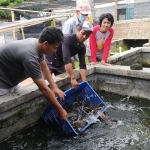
99,13,114,26
38,26,64,44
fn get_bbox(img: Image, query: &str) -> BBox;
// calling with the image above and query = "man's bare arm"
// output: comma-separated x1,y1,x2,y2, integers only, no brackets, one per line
33,78,67,121
40,60,65,100
40,60,57,88
65,63,78,89
80,69,87,81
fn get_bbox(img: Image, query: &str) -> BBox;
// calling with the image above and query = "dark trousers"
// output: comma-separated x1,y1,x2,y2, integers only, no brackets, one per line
48,64,65,76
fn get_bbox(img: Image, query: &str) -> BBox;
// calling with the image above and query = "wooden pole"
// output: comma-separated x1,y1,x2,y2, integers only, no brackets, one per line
51,11,56,27
11,10,16,40
0,33,6,46
149,28,150,46
114,0,118,22
21,27,25,39
1,7,51,14
0,14,72,33
149,19,150,46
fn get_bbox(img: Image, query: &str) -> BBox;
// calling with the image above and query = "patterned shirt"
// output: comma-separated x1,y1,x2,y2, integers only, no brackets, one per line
86,25,114,62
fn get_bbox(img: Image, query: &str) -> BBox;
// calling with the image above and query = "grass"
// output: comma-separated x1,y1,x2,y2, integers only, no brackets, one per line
74,56,89,69
110,44,129,56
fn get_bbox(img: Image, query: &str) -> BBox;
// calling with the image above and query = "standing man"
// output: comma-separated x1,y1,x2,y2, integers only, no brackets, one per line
0,27,67,121
62,4,91,34
62,4,91,64
45,21,93,89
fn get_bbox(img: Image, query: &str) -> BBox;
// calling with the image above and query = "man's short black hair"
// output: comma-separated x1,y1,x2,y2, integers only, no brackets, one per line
99,13,114,27
38,26,64,44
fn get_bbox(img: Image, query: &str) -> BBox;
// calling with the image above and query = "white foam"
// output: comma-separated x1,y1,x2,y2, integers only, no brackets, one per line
116,104,135,111
86,115,100,124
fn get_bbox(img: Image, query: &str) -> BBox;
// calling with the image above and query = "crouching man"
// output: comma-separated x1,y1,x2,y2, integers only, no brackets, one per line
0,27,67,121
45,21,93,89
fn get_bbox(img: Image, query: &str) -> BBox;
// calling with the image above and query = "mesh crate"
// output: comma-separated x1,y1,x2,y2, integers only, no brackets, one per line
41,81,107,136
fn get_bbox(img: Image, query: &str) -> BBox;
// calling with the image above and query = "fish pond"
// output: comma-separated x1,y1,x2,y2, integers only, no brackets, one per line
0,92,150,150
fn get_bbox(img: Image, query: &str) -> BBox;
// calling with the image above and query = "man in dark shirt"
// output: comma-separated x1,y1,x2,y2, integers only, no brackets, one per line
45,21,93,89
0,27,67,121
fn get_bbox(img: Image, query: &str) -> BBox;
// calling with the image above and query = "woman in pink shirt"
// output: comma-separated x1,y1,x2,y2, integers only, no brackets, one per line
86,13,114,66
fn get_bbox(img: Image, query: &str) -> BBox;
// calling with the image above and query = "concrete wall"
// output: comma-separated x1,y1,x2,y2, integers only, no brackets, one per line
1,47,150,141
88,73,150,100
0,68,94,141
143,43,149,47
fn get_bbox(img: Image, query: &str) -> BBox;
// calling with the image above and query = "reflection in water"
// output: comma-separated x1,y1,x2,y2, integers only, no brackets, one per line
0,92,150,150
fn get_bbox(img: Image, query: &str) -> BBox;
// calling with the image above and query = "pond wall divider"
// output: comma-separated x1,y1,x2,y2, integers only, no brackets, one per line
0,47,150,141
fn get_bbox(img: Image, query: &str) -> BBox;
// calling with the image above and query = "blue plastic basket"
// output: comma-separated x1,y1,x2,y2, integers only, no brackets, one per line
41,81,107,136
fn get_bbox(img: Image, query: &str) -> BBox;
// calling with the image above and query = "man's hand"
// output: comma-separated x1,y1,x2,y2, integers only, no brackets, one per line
87,62,96,65
100,60,111,66
58,108,68,121
52,87,66,100
71,78,78,89
33,78,67,121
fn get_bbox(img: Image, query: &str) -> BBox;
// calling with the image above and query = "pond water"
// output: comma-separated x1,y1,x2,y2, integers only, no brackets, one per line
0,92,150,150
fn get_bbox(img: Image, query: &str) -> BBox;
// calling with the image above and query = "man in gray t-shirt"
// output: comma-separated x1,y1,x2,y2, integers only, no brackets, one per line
0,38,44,89
0,27,68,121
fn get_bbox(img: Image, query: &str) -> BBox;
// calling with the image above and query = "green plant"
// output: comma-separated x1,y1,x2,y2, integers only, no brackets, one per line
0,10,12,19
74,56,89,69
0,0,26,20
0,0,24,6
9,0,23,6
110,43,129,55
0,0,10,6
0,10,5,18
